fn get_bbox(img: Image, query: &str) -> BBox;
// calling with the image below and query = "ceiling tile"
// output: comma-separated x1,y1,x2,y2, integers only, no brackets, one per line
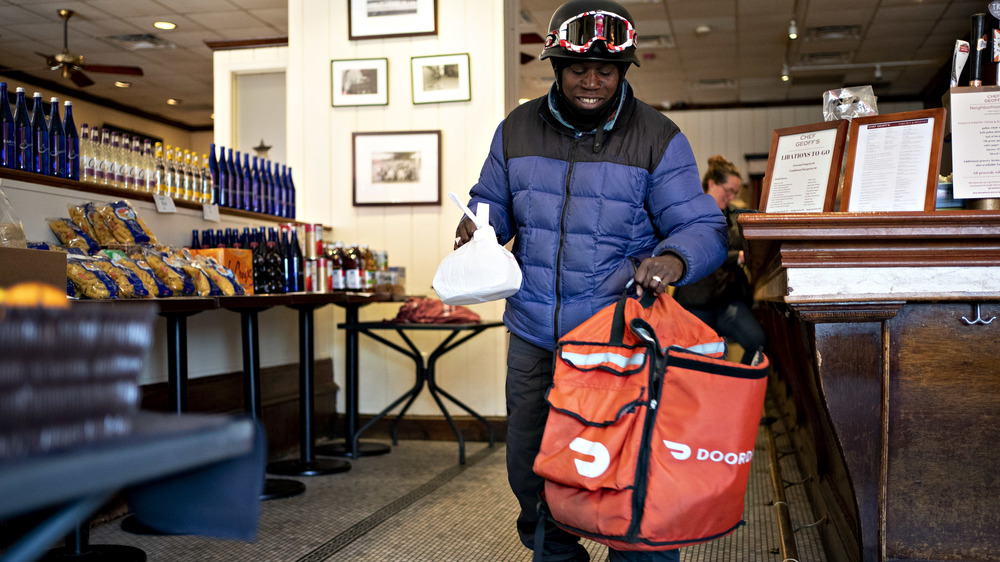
0,0,961,128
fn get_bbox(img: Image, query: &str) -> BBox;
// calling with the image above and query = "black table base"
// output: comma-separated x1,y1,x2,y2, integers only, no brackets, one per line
40,518,146,562
266,458,351,476
314,440,390,458
333,321,503,464
261,478,305,500
229,302,315,496
42,544,146,562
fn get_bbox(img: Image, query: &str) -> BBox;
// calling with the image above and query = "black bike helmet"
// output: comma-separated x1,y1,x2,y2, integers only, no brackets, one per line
540,0,640,67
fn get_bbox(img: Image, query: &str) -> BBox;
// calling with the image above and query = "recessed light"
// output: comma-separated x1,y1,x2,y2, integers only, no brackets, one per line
153,21,176,30
694,25,711,36
166,98,182,105
114,81,131,88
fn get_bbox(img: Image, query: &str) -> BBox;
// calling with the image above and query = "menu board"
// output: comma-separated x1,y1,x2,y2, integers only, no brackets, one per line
761,121,848,213
840,109,946,212
951,86,1000,199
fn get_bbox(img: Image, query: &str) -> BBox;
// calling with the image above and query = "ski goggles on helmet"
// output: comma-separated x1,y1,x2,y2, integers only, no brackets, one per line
548,10,637,54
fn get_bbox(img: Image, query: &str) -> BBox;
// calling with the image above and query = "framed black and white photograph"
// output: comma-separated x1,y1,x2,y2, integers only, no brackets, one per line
348,0,438,40
352,131,442,206
411,53,471,105
331,58,388,107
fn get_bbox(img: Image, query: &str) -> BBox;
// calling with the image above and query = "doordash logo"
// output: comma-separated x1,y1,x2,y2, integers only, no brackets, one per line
569,437,610,478
663,440,753,465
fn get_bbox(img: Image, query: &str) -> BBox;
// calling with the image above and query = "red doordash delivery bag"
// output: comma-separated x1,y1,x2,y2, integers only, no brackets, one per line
532,291,769,551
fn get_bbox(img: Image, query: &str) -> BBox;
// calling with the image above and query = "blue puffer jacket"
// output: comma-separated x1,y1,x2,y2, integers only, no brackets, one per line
467,82,727,350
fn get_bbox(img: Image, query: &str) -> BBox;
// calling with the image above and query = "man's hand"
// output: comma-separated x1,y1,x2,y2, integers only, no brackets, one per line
454,216,477,249
634,254,684,298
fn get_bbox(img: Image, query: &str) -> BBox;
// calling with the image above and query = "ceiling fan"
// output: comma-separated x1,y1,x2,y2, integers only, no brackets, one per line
36,9,144,87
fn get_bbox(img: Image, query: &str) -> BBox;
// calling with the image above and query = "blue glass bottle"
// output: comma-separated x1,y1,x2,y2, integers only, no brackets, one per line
208,143,220,206
289,227,304,291
30,92,48,175
281,229,297,292
216,145,229,207
285,165,297,219
240,152,252,211
63,101,79,180
0,82,14,168
263,160,276,216
13,88,31,171
47,97,65,177
232,150,244,210
228,148,242,210
250,155,262,213
270,164,286,217
259,159,269,216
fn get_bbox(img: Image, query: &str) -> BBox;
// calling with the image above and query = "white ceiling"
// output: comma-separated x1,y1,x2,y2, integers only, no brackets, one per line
0,0,985,130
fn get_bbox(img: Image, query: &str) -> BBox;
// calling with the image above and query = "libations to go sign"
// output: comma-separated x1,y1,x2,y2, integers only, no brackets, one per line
760,120,848,213
761,109,946,213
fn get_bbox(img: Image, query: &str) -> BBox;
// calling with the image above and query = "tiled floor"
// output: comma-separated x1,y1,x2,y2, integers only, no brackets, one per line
78,421,825,562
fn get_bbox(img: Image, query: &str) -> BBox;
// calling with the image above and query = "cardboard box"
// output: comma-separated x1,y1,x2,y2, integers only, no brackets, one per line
189,248,254,295
0,246,66,290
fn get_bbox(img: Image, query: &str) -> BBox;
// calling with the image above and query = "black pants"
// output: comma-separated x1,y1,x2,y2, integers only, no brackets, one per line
505,334,679,562
506,333,590,561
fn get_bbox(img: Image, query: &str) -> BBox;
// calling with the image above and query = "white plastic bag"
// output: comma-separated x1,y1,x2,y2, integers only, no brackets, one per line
433,193,522,305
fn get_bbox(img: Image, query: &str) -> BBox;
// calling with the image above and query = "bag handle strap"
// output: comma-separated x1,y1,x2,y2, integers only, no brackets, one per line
610,290,629,345
447,191,487,229
532,501,548,562
639,290,657,309
611,287,658,345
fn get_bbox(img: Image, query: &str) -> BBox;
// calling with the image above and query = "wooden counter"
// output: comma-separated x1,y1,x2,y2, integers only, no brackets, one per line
739,210,1000,562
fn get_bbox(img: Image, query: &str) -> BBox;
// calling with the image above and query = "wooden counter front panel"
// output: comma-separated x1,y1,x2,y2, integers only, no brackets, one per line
886,303,1000,561
812,321,883,562
759,303,867,562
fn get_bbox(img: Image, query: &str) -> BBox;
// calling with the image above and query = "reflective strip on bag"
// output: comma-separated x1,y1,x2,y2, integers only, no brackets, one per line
681,341,727,356
562,350,646,369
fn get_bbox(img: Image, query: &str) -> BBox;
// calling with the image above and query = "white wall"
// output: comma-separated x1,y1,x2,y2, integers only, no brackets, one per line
276,1,924,418
283,0,509,418
5,3,926,418
665,101,923,182
236,72,287,164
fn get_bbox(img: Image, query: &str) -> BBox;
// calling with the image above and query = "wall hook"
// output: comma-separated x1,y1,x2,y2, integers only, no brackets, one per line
961,303,995,325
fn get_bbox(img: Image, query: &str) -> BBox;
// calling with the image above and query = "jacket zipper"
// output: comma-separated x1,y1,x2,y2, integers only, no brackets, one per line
553,137,580,346
626,344,666,541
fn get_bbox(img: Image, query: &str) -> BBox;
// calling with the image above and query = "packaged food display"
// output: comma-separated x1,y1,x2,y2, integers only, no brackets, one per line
65,255,118,299
48,218,99,254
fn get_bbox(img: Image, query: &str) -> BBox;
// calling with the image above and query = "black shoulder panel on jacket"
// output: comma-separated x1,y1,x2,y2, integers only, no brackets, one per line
501,93,681,174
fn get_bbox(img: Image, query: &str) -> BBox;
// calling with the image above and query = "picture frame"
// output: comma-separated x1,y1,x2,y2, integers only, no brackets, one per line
348,0,438,40
411,53,471,105
840,108,946,212
331,58,388,107
352,131,442,206
760,120,849,213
